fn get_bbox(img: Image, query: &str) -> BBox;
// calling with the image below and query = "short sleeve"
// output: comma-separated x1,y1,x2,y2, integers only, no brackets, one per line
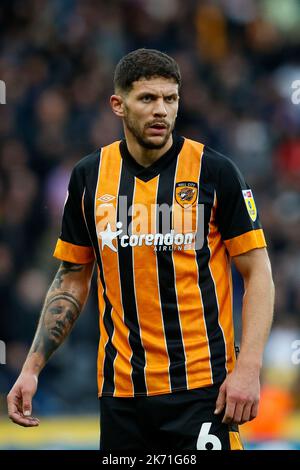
53,165,95,264
216,157,266,257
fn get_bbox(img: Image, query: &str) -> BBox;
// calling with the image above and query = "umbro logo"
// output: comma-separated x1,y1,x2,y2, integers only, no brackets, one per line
97,194,115,203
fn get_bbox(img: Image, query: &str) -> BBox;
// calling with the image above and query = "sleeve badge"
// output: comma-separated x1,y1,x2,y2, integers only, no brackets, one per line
242,189,257,222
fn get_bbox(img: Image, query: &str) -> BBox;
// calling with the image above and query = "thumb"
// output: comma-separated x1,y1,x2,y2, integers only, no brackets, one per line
214,386,226,414
22,391,32,417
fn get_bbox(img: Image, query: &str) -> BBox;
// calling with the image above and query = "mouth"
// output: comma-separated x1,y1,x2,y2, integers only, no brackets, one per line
148,122,167,129
146,122,168,135
51,327,63,338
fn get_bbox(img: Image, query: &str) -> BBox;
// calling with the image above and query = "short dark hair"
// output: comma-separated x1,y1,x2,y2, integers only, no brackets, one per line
114,48,181,93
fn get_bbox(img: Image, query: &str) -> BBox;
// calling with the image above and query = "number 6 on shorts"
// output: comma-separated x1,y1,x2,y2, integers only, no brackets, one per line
196,422,222,450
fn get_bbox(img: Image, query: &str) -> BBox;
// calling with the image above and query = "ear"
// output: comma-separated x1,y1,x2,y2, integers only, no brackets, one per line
110,94,125,117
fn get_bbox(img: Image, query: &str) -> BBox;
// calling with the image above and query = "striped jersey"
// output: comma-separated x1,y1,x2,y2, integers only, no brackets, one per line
54,135,266,397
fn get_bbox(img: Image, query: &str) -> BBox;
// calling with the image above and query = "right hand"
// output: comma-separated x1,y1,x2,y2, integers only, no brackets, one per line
7,372,40,427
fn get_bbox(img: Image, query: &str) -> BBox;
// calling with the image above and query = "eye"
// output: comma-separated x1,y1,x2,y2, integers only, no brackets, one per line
141,95,152,103
165,95,177,103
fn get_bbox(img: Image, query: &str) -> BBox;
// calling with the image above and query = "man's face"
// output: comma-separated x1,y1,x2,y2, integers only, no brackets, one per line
121,77,179,149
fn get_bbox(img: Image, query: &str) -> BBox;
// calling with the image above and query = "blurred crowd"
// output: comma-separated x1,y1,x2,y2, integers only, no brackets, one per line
0,0,299,439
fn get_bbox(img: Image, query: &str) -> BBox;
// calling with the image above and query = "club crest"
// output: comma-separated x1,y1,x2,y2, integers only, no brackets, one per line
175,182,198,208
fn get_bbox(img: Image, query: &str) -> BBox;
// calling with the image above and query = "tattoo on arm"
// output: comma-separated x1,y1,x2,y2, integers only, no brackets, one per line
52,261,84,290
31,262,86,362
46,293,81,316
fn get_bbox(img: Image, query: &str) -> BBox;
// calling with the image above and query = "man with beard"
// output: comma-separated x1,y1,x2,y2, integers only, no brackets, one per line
8,49,274,450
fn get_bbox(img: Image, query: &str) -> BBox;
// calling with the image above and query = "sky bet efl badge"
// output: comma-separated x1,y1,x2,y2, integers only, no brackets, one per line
242,189,257,222
175,182,198,208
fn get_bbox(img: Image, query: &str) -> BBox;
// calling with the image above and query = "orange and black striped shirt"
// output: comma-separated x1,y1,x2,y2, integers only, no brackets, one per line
54,135,266,397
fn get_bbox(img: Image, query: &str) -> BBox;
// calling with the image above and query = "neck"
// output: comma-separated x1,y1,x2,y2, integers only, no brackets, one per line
124,129,173,168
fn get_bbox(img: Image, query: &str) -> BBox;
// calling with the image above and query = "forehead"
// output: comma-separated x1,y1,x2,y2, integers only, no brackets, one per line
130,77,179,95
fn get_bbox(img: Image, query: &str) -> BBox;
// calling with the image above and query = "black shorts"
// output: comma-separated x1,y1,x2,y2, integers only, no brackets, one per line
99,384,243,450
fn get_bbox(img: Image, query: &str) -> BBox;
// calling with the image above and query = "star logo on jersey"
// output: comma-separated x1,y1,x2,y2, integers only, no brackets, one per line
97,222,123,252
175,182,198,208
242,189,257,222
97,194,115,203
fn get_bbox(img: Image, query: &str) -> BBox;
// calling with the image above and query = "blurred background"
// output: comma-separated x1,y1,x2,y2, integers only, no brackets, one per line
0,0,299,450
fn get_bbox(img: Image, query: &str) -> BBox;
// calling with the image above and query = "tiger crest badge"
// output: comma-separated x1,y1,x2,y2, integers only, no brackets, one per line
175,182,198,208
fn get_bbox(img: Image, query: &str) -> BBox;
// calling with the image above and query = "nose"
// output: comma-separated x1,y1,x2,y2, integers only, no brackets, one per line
153,98,167,117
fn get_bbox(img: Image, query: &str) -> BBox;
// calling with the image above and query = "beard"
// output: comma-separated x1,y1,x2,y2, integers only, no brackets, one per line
123,108,175,150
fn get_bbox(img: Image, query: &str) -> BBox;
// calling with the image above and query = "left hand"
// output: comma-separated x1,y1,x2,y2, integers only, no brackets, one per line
214,364,260,425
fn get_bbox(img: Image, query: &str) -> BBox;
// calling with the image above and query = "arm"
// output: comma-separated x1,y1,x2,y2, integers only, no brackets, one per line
215,247,275,425
7,260,94,427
